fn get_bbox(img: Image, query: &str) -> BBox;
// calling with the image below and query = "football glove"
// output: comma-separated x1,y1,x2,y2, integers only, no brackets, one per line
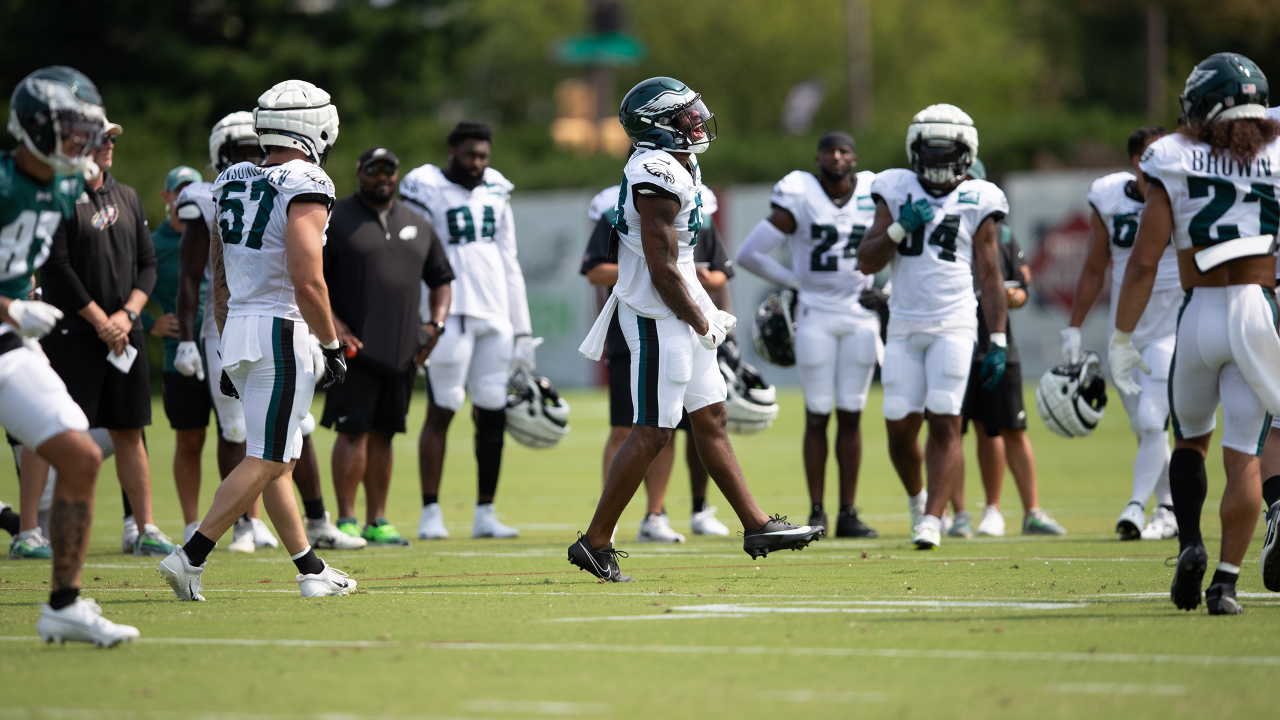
981,332,1007,390
7,299,63,338
1060,326,1082,364
309,334,325,386
713,309,737,336
219,370,239,399
859,287,890,328
888,198,935,243
174,341,205,381
1108,330,1149,395
512,335,542,376
320,340,348,389
698,313,729,351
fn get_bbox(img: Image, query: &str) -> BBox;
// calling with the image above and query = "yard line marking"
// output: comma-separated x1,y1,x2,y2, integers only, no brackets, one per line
545,599,1087,621
760,690,888,703
2,636,1276,666
1047,683,1188,696
460,700,609,715
0,709,482,720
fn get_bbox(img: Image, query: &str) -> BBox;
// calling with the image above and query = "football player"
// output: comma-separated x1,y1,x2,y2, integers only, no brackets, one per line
570,77,821,581
735,130,881,538
856,104,1009,550
400,121,533,540
1063,126,1178,542
1118,54,1280,615
159,80,355,600
3,66,138,645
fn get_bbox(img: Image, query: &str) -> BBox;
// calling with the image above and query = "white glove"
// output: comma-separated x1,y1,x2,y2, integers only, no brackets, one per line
1108,330,1150,396
23,337,49,364
512,335,542,376
698,314,728,350
1060,326,1082,364
713,309,737,336
309,334,326,386
7,299,63,338
174,340,205,381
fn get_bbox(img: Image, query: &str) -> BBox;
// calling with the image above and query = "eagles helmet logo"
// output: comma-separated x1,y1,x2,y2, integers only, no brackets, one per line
643,162,675,185
1183,67,1216,93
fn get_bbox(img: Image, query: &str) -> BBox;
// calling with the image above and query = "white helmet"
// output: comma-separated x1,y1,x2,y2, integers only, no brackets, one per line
906,103,979,186
254,80,339,166
1036,351,1108,438
209,111,262,172
718,341,780,434
505,374,571,448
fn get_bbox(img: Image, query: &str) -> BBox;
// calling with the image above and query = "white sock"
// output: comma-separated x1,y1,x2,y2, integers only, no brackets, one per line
1131,430,1170,506
290,545,313,561
1217,561,1240,575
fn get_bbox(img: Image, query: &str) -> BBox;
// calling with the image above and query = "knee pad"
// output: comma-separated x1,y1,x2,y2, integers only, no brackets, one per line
221,416,247,444
883,395,912,422
1136,401,1168,434
471,375,509,412
299,412,316,436
804,393,834,416
926,390,963,417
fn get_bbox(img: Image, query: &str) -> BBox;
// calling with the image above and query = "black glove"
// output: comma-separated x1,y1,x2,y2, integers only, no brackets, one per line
321,342,348,389
219,370,239,399
859,287,891,328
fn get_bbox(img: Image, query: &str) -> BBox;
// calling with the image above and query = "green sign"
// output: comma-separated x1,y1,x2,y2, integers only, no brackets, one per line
555,32,646,66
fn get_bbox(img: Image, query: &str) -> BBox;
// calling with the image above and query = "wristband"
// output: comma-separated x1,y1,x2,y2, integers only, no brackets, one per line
887,222,907,244
989,332,1007,347
322,338,340,350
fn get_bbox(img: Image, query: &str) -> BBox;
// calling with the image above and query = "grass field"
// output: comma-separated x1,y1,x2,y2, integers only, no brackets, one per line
0,386,1274,719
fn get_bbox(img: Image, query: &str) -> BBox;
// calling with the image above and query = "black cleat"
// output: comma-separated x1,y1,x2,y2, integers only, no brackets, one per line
1206,583,1243,615
1170,544,1208,611
567,533,633,582
807,509,828,537
1260,500,1280,592
835,508,879,538
742,515,822,559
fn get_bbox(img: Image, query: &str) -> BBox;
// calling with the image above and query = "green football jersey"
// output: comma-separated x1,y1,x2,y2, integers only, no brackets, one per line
0,152,82,300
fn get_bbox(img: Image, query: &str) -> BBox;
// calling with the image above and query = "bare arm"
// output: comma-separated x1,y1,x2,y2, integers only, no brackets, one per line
1115,184,1172,333
177,218,209,342
1067,209,1113,327
637,193,708,334
285,202,337,345
973,217,1007,335
855,200,898,275
210,222,229,337
696,268,728,292
586,263,618,287
413,283,452,365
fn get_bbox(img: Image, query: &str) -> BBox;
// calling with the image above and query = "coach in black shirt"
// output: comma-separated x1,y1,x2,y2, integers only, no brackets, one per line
322,146,454,542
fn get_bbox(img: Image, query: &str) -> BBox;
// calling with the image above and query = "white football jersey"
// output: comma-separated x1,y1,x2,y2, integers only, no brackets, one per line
174,181,222,339
1087,172,1181,292
399,165,530,335
211,159,335,322
591,182,718,223
610,148,715,318
1140,132,1280,254
770,169,878,315
870,168,1009,322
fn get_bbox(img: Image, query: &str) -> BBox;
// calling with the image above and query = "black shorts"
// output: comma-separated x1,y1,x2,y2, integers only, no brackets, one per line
162,371,212,430
321,361,416,434
43,327,151,429
607,352,691,430
962,361,1026,437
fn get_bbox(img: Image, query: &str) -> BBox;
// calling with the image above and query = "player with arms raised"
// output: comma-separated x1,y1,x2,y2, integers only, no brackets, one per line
570,77,820,581
159,80,355,600
857,104,1009,550
1117,54,1280,615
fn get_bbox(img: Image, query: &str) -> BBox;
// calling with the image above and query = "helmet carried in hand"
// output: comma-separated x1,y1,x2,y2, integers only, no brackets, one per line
717,340,779,434
505,373,571,449
752,288,797,367
1036,351,1108,438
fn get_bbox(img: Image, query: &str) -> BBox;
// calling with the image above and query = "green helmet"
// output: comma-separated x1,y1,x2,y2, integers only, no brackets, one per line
619,77,716,154
7,66,104,176
1179,52,1268,125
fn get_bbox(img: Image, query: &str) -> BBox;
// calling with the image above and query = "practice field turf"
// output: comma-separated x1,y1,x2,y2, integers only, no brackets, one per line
0,387,1273,719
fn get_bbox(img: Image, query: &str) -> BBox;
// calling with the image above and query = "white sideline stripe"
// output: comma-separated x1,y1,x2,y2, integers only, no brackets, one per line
1047,683,1188,696
2,636,1276,666
545,599,1086,621
460,700,608,715
760,690,888,703
0,710,484,720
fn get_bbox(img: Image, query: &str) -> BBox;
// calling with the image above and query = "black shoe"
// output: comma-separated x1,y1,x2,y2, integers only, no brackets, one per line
807,509,828,537
742,515,822,559
1206,582,1243,615
1170,544,1208,611
1261,500,1280,592
567,533,633,582
835,508,879,538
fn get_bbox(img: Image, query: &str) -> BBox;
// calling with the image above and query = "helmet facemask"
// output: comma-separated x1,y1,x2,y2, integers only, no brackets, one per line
665,98,717,153
912,138,972,187
217,138,265,172
8,79,103,177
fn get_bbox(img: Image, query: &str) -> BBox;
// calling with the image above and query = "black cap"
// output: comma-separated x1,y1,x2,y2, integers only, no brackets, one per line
358,146,399,171
817,131,856,152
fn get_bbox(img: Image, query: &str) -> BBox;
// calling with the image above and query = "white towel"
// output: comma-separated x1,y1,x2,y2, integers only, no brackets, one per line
579,293,620,361
218,315,263,373
106,344,138,374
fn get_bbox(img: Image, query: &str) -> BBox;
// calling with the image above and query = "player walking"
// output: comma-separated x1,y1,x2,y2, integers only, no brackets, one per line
159,80,355,600
400,121,533,540
571,77,820,581
856,104,1009,550
4,66,138,644
1064,126,1179,541
1118,54,1280,615
735,130,881,538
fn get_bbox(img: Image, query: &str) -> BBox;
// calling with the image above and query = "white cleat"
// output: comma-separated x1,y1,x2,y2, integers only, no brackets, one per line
976,505,1006,537
37,598,139,647
121,515,138,554
908,492,928,533
1140,506,1179,540
182,521,201,545
298,562,356,597
691,506,731,536
1116,502,1145,541
251,518,278,548
227,518,256,553
307,512,368,549
472,503,519,539
939,511,954,537
157,547,206,601
417,503,449,540
637,513,685,543
912,515,942,550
